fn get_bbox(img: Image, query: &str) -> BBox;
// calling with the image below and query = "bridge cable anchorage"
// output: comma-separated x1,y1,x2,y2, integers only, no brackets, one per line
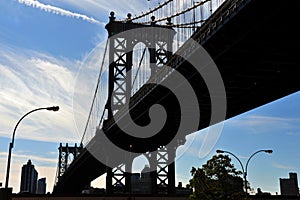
132,47,147,89
80,39,109,145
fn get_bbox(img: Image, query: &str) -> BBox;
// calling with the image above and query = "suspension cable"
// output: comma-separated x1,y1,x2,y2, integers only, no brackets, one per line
126,0,174,22
133,0,210,25
80,39,109,145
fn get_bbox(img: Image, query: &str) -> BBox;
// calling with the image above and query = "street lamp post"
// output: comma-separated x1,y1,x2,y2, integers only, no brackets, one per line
216,149,273,199
216,150,246,197
244,149,273,197
4,106,59,189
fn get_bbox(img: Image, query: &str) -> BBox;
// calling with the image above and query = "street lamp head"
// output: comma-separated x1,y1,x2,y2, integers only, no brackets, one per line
47,106,59,111
216,149,224,154
264,149,273,154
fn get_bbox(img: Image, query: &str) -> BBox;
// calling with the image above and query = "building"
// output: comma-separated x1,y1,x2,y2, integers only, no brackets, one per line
131,165,152,194
280,172,299,196
36,178,46,194
176,182,192,195
20,160,38,194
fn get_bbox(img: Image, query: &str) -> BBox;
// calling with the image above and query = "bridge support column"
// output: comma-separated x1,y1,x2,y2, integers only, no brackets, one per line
156,146,176,194
106,159,133,194
167,148,176,195
106,167,113,194
124,156,134,193
146,146,176,195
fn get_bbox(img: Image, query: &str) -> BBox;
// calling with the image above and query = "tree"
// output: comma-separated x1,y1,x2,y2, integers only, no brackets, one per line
187,154,244,200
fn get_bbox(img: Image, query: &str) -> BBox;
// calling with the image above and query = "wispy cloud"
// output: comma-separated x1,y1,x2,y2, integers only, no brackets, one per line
227,115,300,134
0,42,107,192
17,0,100,24
0,40,108,143
273,163,299,170
229,115,299,127
58,0,162,21
0,44,80,142
0,152,57,165
286,131,300,136
176,123,224,160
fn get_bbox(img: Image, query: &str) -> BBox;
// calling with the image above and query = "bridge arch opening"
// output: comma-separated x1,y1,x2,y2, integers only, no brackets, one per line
131,154,152,194
67,153,74,168
132,42,150,95
132,154,150,173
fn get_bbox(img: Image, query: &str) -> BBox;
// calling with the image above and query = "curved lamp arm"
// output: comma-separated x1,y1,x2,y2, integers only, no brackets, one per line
216,149,245,174
245,149,273,177
5,106,59,188
11,106,59,147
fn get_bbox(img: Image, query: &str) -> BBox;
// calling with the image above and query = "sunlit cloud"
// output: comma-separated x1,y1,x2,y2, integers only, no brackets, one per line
0,44,80,142
17,0,100,24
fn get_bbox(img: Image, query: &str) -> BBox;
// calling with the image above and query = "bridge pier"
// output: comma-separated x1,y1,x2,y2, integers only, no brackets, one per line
105,146,177,195
147,146,176,195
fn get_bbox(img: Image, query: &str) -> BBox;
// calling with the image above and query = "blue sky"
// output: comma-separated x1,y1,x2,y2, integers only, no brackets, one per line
0,0,299,195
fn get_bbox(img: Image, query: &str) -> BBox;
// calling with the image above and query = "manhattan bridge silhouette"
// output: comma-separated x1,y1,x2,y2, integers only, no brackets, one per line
53,0,300,194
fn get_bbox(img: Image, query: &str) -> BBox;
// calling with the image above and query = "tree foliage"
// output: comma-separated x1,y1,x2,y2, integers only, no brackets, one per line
187,154,244,200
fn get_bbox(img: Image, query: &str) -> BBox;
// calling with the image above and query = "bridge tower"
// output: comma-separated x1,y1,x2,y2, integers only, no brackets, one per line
104,12,177,194
56,143,83,183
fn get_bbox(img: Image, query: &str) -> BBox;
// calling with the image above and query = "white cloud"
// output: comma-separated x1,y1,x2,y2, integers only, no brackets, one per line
0,11,111,144
227,115,300,134
0,152,57,165
176,123,224,161
29,58,75,94
273,163,299,170
72,40,108,141
0,40,109,191
17,0,100,24
0,44,80,142
55,0,163,22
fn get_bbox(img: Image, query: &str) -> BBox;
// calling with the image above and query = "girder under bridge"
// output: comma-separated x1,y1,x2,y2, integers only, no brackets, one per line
53,0,300,194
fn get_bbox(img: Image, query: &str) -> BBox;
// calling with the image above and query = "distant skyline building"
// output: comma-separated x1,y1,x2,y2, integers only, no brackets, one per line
36,178,46,194
131,165,152,194
280,172,299,196
20,160,38,194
